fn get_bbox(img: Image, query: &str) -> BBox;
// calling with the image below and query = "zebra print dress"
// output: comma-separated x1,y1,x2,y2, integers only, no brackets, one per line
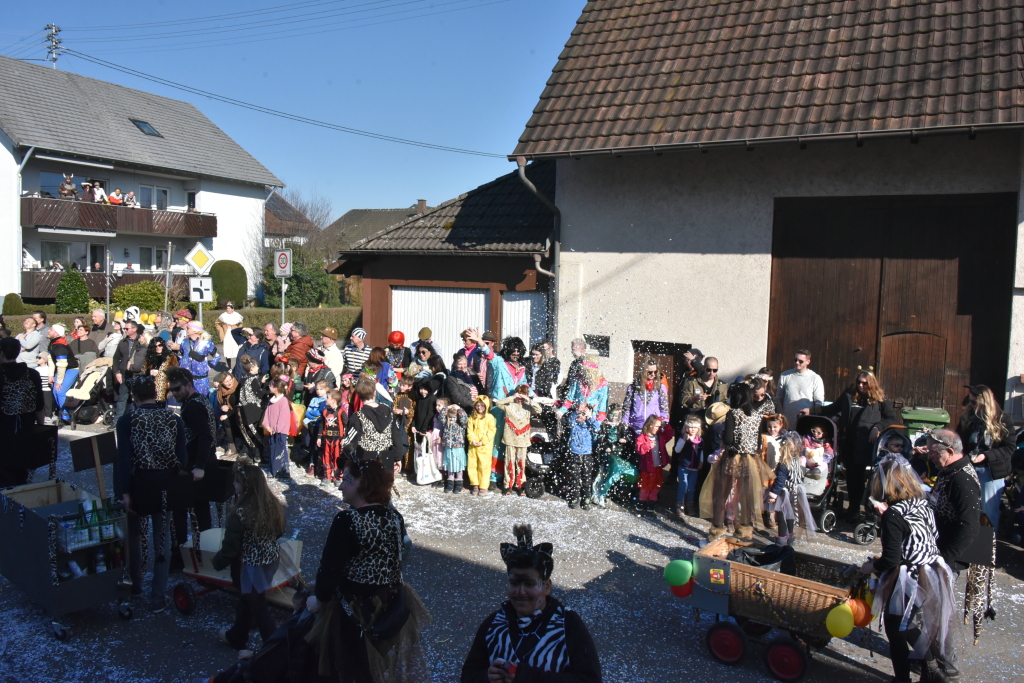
484,601,570,672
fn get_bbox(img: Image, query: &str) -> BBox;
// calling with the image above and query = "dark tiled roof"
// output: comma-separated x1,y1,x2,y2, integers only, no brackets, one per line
513,0,1024,158
0,55,282,185
344,160,555,254
311,206,427,253
264,190,320,238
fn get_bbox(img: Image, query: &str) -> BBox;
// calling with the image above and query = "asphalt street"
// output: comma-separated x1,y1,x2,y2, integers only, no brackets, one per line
0,427,1022,682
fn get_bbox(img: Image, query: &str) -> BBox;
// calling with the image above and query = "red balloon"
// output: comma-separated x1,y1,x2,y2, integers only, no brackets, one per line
671,579,694,598
849,598,872,627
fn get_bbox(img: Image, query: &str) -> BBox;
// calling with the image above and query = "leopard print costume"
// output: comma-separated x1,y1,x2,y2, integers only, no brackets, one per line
129,409,180,470
357,411,393,453
345,506,404,585
236,508,280,567
1,368,41,417
182,393,216,447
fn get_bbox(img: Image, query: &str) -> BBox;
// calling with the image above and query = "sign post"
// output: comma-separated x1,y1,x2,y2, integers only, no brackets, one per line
185,243,217,326
274,249,292,326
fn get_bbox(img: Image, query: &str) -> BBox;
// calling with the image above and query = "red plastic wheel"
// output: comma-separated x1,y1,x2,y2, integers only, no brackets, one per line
706,621,747,665
172,582,196,615
764,639,807,681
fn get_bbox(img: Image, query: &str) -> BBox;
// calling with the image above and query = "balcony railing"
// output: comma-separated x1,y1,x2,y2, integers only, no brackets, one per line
20,270,190,299
20,197,217,237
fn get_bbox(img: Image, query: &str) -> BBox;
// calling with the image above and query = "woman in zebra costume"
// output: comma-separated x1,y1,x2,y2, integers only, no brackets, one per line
462,524,602,683
859,455,957,683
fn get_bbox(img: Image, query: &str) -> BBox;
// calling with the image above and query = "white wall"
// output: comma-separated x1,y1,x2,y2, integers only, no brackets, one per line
555,131,1021,388
22,228,191,273
0,130,20,298
198,178,265,297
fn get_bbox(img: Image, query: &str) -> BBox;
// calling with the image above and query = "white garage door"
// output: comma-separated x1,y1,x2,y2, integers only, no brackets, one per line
501,290,548,348
391,286,490,364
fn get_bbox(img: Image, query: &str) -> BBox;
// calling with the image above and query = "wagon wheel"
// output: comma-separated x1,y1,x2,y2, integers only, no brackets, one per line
523,478,545,499
173,582,197,615
764,638,807,681
852,522,877,546
706,621,747,665
818,509,837,534
735,615,772,637
118,603,134,620
51,622,70,641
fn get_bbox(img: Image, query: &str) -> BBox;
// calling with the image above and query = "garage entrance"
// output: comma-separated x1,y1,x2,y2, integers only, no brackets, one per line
767,194,1016,424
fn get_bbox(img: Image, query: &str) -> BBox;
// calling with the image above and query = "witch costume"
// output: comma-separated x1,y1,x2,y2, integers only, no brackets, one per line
462,525,602,683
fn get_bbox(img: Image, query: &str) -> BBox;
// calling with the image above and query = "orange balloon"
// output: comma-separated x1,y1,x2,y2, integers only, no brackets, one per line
849,598,872,627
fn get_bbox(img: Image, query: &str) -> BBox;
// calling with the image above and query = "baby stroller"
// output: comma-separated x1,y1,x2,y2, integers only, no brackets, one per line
849,426,912,545
61,358,116,430
794,415,843,533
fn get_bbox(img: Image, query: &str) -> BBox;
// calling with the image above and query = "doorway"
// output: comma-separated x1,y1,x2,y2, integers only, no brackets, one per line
89,245,106,273
631,340,692,419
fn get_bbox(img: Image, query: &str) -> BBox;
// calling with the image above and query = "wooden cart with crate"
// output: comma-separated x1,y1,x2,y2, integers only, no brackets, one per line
689,536,856,681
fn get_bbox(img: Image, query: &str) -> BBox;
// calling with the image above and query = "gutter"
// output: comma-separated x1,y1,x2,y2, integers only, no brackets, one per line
510,122,1020,161
515,156,561,347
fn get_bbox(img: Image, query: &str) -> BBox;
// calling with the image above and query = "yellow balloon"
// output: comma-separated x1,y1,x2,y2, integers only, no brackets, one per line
826,603,855,638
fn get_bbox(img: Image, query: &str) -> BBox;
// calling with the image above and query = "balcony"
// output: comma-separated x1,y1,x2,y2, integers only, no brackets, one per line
21,270,190,300
20,197,217,238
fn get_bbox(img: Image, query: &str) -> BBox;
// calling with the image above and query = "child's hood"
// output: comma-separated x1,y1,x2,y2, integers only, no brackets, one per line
472,395,492,413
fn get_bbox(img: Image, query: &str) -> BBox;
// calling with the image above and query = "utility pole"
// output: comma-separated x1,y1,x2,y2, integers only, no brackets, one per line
44,25,62,68
163,241,173,313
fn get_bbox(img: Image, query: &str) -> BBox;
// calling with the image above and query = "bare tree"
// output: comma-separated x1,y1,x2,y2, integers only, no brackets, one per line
281,186,334,230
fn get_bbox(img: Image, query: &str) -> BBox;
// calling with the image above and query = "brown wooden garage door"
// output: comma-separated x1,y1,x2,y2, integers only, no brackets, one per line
768,194,1016,425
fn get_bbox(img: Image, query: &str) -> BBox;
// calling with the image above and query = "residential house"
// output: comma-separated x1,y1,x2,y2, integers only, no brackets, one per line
0,55,282,301
311,201,431,257
331,161,555,359
264,188,320,249
513,0,1024,422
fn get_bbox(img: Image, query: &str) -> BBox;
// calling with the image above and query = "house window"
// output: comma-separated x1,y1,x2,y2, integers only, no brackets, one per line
156,187,169,211
186,191,196,211
155,248,168,270
139,185,153,208
584,334,611,357
41,241,70,269
140,247,153,271
130,119,162,137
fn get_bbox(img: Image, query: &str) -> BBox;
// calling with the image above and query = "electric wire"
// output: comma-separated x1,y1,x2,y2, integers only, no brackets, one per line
63,48,506,158
64,0,359,32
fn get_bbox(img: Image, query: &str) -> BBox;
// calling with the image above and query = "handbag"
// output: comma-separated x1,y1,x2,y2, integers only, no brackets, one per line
414,437,442,485
289,402,304,437
367,585,410,643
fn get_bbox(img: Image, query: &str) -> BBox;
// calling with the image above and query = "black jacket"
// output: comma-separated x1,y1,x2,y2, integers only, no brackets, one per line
818,391,897,465
527,358,560,399
957,413,1015,480
112,335,147,377
931,456,982,571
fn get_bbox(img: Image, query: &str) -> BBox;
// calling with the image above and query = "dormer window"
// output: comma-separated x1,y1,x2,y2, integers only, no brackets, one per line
130,119,162,137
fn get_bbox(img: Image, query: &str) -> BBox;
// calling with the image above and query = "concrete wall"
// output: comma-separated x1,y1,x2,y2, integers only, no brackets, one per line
199,178,265,297
555,131,1021,388
0,130,18,298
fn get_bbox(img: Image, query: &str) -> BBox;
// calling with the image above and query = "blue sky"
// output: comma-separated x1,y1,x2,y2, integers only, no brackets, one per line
2,0,581,223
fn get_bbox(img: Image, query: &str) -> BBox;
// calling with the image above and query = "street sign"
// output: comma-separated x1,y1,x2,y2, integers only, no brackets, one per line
274,249,292,277
184,243,216,276
190,277,213,303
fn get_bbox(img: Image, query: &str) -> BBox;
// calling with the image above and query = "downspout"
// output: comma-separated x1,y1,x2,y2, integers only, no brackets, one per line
16,147,36,297
516,156,560,347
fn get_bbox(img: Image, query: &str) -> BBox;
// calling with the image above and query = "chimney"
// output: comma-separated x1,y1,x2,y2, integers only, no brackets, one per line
416,199,427,214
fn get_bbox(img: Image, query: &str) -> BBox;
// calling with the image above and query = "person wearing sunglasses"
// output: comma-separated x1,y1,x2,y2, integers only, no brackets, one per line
776,349,824,426
624,359,670,437
678,355,728,423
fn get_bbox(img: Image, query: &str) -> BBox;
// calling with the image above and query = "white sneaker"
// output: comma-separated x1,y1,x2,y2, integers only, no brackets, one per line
592,497,606,508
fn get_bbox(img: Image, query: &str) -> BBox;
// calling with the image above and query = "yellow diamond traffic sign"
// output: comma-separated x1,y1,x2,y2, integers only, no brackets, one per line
184,243,216,276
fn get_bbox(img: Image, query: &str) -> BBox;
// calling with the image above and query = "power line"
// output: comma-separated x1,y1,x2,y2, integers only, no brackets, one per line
63,49,507,158
73,0,510,56
64,0,352,32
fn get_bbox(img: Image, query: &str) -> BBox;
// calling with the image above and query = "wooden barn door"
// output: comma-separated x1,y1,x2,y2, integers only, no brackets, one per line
769,195,1015,424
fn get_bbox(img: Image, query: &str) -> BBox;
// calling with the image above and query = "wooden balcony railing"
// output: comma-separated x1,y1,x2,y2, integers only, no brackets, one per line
20,197,217,237
21,271,190,299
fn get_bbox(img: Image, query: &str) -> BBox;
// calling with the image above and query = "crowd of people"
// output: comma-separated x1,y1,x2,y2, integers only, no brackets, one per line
1,306,1019,683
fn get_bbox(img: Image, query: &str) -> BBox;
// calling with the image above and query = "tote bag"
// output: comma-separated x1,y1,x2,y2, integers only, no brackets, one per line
414,435,442,485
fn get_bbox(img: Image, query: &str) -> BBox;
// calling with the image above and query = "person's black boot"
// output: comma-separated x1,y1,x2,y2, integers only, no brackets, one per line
580,498,590,510
444,479,454,494
920,660,950,683
453,480,464,494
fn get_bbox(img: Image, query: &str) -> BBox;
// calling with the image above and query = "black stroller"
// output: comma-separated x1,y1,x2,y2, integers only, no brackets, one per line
849,426,913,545
60,358,117,430
794,415,843,533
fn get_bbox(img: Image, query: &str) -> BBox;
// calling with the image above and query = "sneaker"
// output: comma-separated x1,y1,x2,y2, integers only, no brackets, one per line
471,486,479,496
580,499,590,510
568,501,579,510
592,496,606,508
503,489,514,496
403,534,413,549
150,596,169,614
517,489,526,497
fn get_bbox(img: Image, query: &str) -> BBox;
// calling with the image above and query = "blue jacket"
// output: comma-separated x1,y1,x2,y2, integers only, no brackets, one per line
231,329,270,380
305,396,327,425
769,461,792,497
565,413,600,455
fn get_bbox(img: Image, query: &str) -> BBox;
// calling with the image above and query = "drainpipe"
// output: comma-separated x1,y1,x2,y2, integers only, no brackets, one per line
516,156,560,347
15,147,36,297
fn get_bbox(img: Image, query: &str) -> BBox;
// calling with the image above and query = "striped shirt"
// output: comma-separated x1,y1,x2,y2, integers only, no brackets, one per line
342,343,372,376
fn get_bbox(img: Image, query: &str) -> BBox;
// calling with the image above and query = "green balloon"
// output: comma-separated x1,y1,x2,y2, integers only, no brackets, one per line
664,559,693,587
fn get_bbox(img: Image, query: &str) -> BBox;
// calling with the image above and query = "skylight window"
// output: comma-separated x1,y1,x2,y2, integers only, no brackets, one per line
130,119,162,137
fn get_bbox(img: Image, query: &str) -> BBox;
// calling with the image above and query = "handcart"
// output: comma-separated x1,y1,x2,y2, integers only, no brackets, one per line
690,536,857,681
171,527,304,615
0,431,134,641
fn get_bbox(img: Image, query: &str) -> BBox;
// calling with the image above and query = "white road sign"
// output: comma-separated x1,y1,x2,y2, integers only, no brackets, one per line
190,277,213,303
184,243,216,276
274,249,292,278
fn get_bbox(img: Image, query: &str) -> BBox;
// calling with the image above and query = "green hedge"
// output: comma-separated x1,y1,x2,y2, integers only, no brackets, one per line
55,270,92,314
210,260,247,308
3,293,25,315
111,280,167,311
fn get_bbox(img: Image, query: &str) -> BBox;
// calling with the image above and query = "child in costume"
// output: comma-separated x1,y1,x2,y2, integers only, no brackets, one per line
759,413,788,469
765,434,816,546
496,384,542,496
563,403,601,509
592,404,629,507
432,396,450,471
315,390,345,487
466,396,496,496
636,415,674,511
303,380,330,475
440,402,469,493
557,355,608,422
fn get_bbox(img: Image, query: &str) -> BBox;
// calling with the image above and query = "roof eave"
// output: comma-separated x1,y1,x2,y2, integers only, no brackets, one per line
337,249,546,258
510,122,1024,161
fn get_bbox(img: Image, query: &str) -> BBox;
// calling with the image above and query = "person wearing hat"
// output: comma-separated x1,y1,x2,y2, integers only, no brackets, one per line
342,327,371,376
462,524,602,682
320,327,345,379
410,327,442,364
167,308,193,354
46,324,80,422
113,320,147,420
178,321,220,396
385,330,412,374
456,328,493,393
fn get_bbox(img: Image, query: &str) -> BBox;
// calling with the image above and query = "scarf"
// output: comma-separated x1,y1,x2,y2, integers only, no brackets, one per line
217,380,238,406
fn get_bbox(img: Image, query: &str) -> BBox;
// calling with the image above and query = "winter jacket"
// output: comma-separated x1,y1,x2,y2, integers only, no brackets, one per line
596,421,629,460
112,335,147,377
957,413,1015,480
526,358,560,399
623,381,669,433
446,372,478,411
440,406,469,449
818,392,897,466
496,395,541,447
231,329,270,380
344,403,394,463
930,457,982,571
286,335,315,375
565,413,600,455
637,425,675,473
412,394,437,434
484,348,529,401
769,460,799,497
678,376,729,416
467,397,497,451
675,436,703,470
305,396,327,426
560,378,609,422
262,396,292,435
